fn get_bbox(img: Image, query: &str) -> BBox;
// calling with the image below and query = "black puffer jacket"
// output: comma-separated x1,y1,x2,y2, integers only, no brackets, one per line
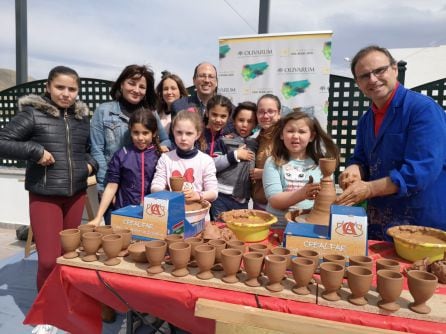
0,95,98,197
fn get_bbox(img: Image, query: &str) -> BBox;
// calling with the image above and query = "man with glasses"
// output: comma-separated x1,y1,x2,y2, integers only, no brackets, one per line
336,45,446,240
171,62,218,119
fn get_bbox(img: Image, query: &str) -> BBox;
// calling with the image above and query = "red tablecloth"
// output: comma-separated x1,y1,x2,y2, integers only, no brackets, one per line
24,240,446,334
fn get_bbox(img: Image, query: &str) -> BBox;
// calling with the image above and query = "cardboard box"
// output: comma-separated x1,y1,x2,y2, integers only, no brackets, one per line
284,205,368,258
112,191,207,240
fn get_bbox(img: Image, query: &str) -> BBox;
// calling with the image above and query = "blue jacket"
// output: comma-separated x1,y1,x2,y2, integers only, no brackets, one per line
348,84,446,240
106,144,159,209
90,101,169,191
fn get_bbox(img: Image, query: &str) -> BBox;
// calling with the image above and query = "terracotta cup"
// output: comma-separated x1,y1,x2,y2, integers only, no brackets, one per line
101,234,123,266
323,254,346,268
377,269,404,312
248,243,269,256
407,270,438,314
169,176,185,192
81,231,103,262
164,234,184,265
264,254,288,292
195,244,216,280
208,239,226,264
60,228,81,259
77,224,95,251
243,252,265,287
271,247,291,270
291,257,315,295
145,240,167,274
169,242,191,277
319,262,344,301
221,248,243,283
95,225,114,236
349,255,373,271
297,249,320,273
376,259,400,273
226,240,246,254
347,266,373,306
185,236,203,265
115,228,132,257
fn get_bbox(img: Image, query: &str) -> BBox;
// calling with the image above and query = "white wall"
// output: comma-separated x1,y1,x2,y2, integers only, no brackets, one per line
0,168,99,226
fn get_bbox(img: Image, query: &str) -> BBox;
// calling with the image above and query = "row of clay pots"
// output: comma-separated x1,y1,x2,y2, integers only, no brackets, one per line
59,226,132,265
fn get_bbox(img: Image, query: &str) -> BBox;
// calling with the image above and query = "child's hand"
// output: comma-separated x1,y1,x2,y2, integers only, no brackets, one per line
236,145,254,161
160,145,170,153
302,182,321,200
250,168,263,181
183,188,200,202
87,218,101,227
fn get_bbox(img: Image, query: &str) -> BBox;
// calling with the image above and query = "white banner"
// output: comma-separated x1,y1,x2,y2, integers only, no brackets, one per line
218,31,333,129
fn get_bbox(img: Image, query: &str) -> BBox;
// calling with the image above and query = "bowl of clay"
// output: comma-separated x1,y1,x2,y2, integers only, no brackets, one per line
387,225,446,262
127,242,149,263
220,209,277,242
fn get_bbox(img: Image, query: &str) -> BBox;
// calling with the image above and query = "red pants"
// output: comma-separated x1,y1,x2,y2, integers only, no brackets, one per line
29,191,86,291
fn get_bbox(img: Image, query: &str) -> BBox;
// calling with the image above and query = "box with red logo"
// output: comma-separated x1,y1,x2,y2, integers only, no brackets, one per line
284,205,368,258
111,191,204,240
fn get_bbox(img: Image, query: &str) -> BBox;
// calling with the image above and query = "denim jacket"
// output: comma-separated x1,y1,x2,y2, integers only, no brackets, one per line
90,101,169,191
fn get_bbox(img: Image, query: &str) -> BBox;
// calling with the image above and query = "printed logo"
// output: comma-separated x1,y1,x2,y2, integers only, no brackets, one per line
237,49,273,57
242,62,269,81
281,80,311,99
219,44,231,59
145,202,166,217
334,221,364,237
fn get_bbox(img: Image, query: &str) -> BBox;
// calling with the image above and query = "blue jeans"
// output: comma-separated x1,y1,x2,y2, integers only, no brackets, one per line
211,193,248,221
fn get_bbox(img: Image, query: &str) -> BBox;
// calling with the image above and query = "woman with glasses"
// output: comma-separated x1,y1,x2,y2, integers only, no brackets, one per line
250,94,282,210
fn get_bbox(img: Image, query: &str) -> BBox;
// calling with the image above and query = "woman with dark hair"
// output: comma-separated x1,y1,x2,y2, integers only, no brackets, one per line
155,72,188,135
0,65,98,333
90,64,169,225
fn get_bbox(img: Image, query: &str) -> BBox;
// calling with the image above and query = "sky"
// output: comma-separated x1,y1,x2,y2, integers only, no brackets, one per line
1,0,446,86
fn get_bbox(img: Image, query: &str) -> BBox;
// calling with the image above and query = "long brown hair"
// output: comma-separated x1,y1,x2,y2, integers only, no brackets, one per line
155,73,188,117
270,111,339,167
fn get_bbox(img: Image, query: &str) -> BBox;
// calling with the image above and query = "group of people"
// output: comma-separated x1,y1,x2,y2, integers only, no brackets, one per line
0,45,445,333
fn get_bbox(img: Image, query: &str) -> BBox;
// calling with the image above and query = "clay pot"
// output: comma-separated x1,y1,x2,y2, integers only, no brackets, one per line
128,242,149,263
195,244,216,280
291,257,315,295
101,234,123,266
243,252,265,287
185,236,203,266
145,240,167,274
319,262,344,301
221,248,243,283
208,239,226,271
376,259,400,273
78,224,95,251
60,228,81,259
347,266,373,306
377,269,404,312
349,255,373,271
169,242,191,277
164,234,184,265
297,249,320,273
169,176,185,192
248,243,269,256
115,228,132,257
264,254,287,292
81,231,103,262
95,225,114,236
226,240,246,253
407,270,438,314
323,254,346,267
271,247,291,270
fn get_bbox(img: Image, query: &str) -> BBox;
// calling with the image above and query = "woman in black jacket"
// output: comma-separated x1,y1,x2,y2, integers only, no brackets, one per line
0,66,98,293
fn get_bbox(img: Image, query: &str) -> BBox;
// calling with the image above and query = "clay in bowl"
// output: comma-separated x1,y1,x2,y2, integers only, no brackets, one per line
127,242,149,263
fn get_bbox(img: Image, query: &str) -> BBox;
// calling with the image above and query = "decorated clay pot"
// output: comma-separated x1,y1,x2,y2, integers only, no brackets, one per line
376,259,400,273
101,234,123,266
349,255,373,271
264,254,287,292
115,228,132,257
226,240,246,253
208,239,226,271
271,247,291,270
297,249,320,273
243,252,265,287
291,257,315,295
248,243,269,256
319,262,344,301
347,266,373,306
169,176,185,192
377,269,404,312
195,244,216,280
407,270,438,314
60,228,81,259
221,248,243,283
81,231,102,262
169,242,191,277
145,240,167,274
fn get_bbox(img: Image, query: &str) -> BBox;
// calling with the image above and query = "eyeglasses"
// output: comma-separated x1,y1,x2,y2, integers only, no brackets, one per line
257,108,278,116
197,73,216,80
356,64,392,82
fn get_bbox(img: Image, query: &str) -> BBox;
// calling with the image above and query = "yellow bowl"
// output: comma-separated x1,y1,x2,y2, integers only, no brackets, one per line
220,209,277,242
387,225,446,262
